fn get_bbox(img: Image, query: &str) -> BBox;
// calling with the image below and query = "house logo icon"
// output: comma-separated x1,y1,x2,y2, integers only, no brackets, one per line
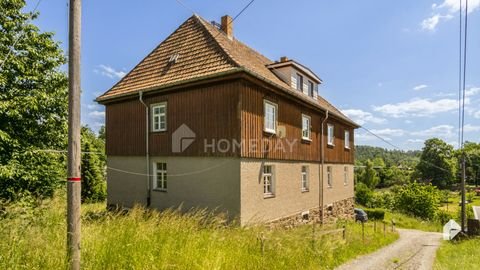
172,124,196,153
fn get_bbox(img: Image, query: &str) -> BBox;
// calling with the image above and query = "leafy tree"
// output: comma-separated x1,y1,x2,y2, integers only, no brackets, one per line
358,159,380,189
354,182,373,206
98,125,106,141
0,0,67,200
81,126,106,202
393,182,440,220
415,138,456,188
462,142,480,186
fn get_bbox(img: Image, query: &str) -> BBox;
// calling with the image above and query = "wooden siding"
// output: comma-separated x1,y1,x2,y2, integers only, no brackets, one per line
240,80,354,164
105,80,241,157
105,78,354,163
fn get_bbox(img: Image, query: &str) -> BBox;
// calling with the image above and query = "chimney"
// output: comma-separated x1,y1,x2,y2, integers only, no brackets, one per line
221,15,233,39
280,56,289,62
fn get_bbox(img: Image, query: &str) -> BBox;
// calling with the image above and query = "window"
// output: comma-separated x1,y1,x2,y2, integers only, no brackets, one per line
154,162,167,191
344,166,348,186
263,165,274,197
301,166,309,191
296,73,303,91
302,114,311,140
327,124,335,146
327,166,333,187
308,81,314,97
264,100,277,134
152,103,167,132
345,130,350,149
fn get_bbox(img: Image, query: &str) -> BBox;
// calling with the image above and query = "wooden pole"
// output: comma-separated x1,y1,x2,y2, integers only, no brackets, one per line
67,0,81,269
461,155,466,232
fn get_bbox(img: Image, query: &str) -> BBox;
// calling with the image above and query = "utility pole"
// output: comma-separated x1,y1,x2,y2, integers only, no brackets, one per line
461,154,466,233
67,0,81,269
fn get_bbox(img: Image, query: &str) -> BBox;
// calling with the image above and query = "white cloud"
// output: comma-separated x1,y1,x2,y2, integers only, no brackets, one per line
370,128,406,137
466,87,480,97
474,111,480,119
464,124,480,132
410,125,455,138
89,110,105,118
86,104,100,110
94,65,126,79
404,120,413,124
421,14,453,31
435,0,480,13
341,109,387,126
422,0,480,31
373,97,462,118
407,139,424,144
413,84,428,91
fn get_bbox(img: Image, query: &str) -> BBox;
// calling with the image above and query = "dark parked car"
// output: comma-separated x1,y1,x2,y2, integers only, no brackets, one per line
354,208,368,223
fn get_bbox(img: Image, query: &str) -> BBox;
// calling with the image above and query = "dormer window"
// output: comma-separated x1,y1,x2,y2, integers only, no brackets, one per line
296,73,303,91
308,81,314,97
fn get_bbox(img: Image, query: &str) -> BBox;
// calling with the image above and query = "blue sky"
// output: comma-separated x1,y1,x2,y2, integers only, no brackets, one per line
26,0,480,150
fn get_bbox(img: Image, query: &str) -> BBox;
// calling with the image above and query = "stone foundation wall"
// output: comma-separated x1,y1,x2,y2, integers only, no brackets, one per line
266,197,355,228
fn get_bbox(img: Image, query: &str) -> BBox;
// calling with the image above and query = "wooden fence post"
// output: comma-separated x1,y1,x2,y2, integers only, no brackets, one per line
383,222,386,238
342,224,346,240
362,221,365,243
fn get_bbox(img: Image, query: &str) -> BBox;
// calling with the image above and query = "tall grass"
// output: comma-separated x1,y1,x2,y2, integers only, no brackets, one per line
0,193,398,269
434,238,480,270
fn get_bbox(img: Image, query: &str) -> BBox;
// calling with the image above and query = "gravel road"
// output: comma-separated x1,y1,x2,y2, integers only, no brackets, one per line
336,229,442,270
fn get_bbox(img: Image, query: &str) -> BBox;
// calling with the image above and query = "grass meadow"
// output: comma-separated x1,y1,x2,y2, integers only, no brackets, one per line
0,192,398,270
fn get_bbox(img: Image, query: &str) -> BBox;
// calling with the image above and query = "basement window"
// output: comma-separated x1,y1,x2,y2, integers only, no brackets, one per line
154,162,167,191
151,102,167,132
344,166,348,186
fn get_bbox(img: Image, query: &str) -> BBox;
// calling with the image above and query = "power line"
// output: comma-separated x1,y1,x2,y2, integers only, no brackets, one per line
174,0,197,15
0,0,43,71
458,0,463,149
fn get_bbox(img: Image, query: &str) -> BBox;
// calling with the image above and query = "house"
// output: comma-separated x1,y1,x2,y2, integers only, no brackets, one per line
96,15,359,226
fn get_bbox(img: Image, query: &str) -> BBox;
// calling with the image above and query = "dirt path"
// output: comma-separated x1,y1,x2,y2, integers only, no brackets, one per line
336,229,442,270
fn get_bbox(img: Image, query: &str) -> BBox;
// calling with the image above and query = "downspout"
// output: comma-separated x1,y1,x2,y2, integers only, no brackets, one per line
320,110,329,224
139,91,151,206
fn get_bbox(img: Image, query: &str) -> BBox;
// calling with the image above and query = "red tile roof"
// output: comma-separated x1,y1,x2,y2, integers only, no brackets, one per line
96,15,358,127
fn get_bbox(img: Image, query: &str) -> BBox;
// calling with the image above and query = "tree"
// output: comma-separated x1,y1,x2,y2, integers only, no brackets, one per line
462,142,480,186
415,138,456,189
0,0,68,200
81,126,106,202
359,159,380,189
393,182,440,220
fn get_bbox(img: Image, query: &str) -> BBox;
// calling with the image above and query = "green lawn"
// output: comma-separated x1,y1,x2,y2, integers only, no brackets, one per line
439,191,480,215
384,211,442,232
0,194,398,269
434,238,480,270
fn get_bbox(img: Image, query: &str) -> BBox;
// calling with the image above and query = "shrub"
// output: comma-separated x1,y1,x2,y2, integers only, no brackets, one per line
367,191,395,210
456,204,474,221
466,192,475,202
364,209,385,221
435,210,453,225
355,182,373,206
392,182,440,220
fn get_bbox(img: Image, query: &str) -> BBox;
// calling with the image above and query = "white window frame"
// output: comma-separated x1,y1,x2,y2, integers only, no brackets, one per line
327,166,333,188
263,100,277,134
344,166,348,186
327,124,335,146
308,81,314,97
345,130,350,149
296,73,303,91
301,114,311,141
151,102,167,132
301,166,309,192
263,165,275,197
153,162,167,191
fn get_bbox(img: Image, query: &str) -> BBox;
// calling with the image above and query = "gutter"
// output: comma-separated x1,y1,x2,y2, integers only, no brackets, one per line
139,91,151,206
320,110,329,224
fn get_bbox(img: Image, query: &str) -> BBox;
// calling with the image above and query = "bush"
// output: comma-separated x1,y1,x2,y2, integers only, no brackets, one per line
392,182,440,220
365,209,385,221
366,191,395,210
435,210,453,225
456,204,474,221
355,182,373,206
